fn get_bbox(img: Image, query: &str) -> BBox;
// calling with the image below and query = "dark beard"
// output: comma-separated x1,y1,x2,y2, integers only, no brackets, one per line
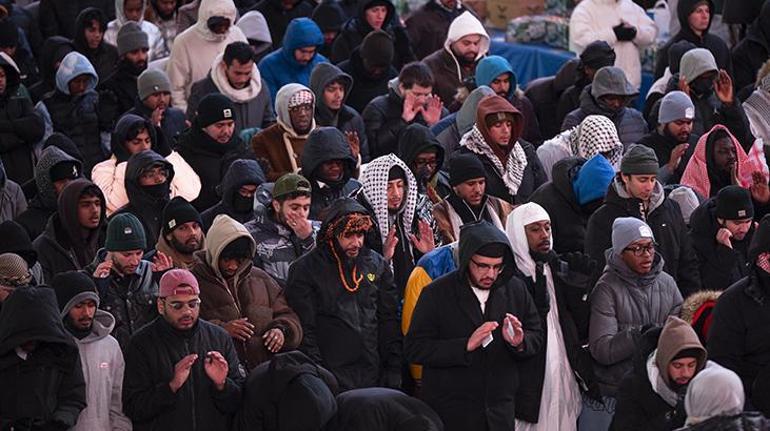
170,235,201,254
663,124,689,144
122,58,148,76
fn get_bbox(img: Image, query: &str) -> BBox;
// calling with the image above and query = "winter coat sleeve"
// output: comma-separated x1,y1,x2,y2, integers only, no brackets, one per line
402,266,432,336
707,288,750,389
716,100,754,152
260,83,276,129
568,6,618,52
404,284,473,367
331,32,353,65
92,158,128,215
122,342,179,422
166,42,192,113
561,109,583,132
0,96,44,152
52,353,87,428
377,264,403,374
671,205,702,296
611,373,680,431
167,151,202,203
585,210,612,271
109,342,133,431
362,102,407,159
627,8,657,48
264,276,303,350
285,262,324,363
506,282,545,359
210,337,245,414
589,282,641,366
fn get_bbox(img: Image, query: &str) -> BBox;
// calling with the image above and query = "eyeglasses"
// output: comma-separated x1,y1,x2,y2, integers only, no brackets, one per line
623,243,656,257
414,158,438,168
163,299,201,310
140,166,169,182
470,259,505,273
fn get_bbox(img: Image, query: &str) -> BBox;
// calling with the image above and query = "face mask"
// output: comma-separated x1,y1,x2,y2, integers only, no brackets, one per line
233,193,254,213
690,77,714,97
597,98,623,114
142,182,169,199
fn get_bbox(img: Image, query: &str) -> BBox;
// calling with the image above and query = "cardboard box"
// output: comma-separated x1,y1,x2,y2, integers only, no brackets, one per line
486,0,545,29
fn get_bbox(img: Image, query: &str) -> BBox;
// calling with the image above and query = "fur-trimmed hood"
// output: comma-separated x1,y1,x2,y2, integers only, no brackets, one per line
680,289,722,326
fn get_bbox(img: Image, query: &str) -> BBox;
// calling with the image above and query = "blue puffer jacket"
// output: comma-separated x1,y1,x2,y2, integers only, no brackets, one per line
258,18,329,102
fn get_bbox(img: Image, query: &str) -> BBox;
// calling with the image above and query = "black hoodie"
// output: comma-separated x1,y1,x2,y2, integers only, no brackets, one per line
338,47,399,114
654,0,732,80
0,287,86,430
731,1,770,92
200,158,266,230
397,123,451,200
113,150,175,249
28,36,75,103
251,0,316,50
300,126,361,220
72,8,119,82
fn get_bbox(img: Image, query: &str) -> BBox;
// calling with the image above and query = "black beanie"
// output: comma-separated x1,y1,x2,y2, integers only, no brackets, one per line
715,185,754,220
580,40,616,70
162,197,202,235
388,165,406,181
672,347,704,361
449,153,486,186
220,236,253,260
360,30,394,68
49,160,81,183
668,40,696,75
195,93,236,128
476,242,507,258
0,18,18,48
52,271,99,316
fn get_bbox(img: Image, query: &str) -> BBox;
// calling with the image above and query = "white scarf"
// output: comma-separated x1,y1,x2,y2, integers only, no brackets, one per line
460,125,527,197
210,53,263,103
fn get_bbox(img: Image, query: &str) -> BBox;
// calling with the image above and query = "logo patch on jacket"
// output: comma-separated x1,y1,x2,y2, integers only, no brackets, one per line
367,273,375,282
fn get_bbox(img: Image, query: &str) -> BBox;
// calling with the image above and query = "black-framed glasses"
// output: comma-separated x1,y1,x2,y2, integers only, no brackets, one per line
162,299,201,310
623,243,657,257
470,259,505,273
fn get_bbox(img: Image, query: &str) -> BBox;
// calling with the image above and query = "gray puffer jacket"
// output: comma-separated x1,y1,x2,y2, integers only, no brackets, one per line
589,251,683,396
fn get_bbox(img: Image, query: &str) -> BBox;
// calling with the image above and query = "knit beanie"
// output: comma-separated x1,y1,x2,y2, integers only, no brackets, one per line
220,237,253,260
116,21,149,56
612,217,655,253
476,242,508,258
105,213,146,251
194,93,236,127
668,186,700,225
49,160,81,183
159,268,200,297
579,40,616,70
0,253,31,288
572,154,615,206
715,185,754,220
658,91,695,124
0,18,18,48
52,271,99,317
360,30,394,68
620,145,659,175
449,153,485,186
137,69,171,100
162,197,202,235
680,48,718,84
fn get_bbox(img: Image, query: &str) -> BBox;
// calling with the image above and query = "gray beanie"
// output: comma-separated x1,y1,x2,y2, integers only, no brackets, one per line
137,69,171,100
658,91,695,124
668,186,700,225
680,48,718,84
612,217,655,254
117,22,149,56
620,144,659,175
591,66,637,98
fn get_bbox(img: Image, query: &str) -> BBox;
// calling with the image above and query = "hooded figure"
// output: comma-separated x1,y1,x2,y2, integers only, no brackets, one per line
112,149,175,249
743,68,770,143
309,62,368,160
193,214,302,370
475,55,542,145
404,220,544,431
434,85,495,155
250,0,316,51
28,36,75,103
104,0,165,60
166,0,247,112
459,95,546,204
611,316,709,431
39,0,115,40
38,51,108,176
680,125,750,199
506,203,588,430
423,11,490,106
681,366,760,429
0,159,26,223
0,287,86,430
0,221,44,284
398,123,451,203
589,217,683,397
331,387,444,431
300,126,361,219
251,83,317,181
258,17,328,103
72,8,120,81
236,11,273,62
15,145,83,240
337,30,399,114
201,159,266,229
732,2,770,92
557,42,616,128
311,1,345,59
331,0,415,70
33,179,107,282
562,66,648,148
285,197,402,391
92,113,201,215
0,53,44,186
235,351,339,431
655,0,732,82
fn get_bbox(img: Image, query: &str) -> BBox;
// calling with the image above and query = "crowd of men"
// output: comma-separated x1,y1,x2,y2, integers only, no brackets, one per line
1,0,770,429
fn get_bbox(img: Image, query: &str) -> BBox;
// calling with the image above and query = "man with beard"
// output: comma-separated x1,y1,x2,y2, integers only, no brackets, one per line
338,30,398,114
72,8,119,84
201,159,266,229
405,220,543,431
156,196,205,270
53,271,132,431
286,198,402,391
423,11,489,107
612,316,710,431
99,22,150,128
188,41,275,132
33,179,107,282
251,84,316,181
123,268,245,429
126,69,187,145
113,150,175,249
433,153,512,244
247,173,319,286
88,213,172,349
638,91,698,185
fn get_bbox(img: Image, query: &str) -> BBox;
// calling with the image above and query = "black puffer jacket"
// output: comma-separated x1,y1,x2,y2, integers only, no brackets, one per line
330,387,444,431
300,127,361,220
562,85,648,148
526,58,579,140
585,178,702,296
731,1,770,92
200,159,266,230
654,0,732,80
338,48,398,114
285,198,402,391
28,36,75,103
123,316,245,431
98,60,144,129
0,287,86,430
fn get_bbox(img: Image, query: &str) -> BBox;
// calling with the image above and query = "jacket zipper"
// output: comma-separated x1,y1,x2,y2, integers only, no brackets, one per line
185,339,197,431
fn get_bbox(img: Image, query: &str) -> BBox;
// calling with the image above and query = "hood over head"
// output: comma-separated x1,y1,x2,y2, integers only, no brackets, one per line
355,0,396,32
114,0,146,27
236,11,272,45
275,83,316,136
280,17,324,65
668,40,697,75
568,114,624,168
398,123,445,174
55,51,98,95
44,133,84,163
310,62,353,125
684,364,744,426
748,1,770,48
680,124,749,199
677,0,715,39
124,149,175,207
475,95,524,159
475,55,516,99
35,146,83,209
39,36,76,86
215,159,265,213
56,179,107,264
73,8,109,52
591,66,638,99
263,350,339,417
505,202,551,281
204,213,256,280
655,315,707,387
0,51,20,95
679,48,718,84
444,11,489,59
195,0,239,42
361,154,418,242
0,221,36,268
319,197,372,240
312,1,346,33
572,154,615,207
301,126,356,183
456,85,495,134
458,220,516,286
111,114,158,163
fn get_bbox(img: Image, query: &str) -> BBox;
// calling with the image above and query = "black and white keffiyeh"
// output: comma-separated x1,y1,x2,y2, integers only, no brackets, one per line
460,125,527,197
360,154,418,243
568,114,624,167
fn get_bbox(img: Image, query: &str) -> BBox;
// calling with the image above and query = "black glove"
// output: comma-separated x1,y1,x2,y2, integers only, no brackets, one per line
613,23,637,41
561,252,597,277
